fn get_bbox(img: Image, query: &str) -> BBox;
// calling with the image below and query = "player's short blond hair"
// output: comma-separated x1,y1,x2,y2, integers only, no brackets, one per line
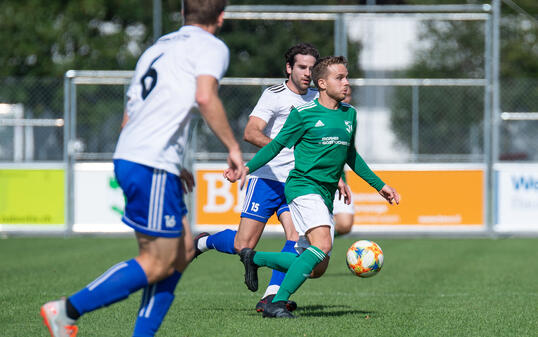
312,56,348,89
183,0,227,25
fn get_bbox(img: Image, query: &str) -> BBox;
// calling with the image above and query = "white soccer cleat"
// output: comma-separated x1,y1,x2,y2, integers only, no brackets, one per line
40,298,78,337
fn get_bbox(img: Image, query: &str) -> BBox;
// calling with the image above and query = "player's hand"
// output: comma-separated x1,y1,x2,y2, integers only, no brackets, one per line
337,177,352,205
226,147,246,187
223,165,249,189
379,185,400,205
179,169,195,193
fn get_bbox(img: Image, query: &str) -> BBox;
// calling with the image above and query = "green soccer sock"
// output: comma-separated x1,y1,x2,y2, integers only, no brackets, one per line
253,252,297,273
273,245,326,303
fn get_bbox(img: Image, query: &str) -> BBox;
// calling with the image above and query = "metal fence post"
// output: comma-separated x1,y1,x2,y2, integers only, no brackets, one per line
64,71,77,235
412,85,420,161
334,13,348,58
483,10,493,235
491,0,501,233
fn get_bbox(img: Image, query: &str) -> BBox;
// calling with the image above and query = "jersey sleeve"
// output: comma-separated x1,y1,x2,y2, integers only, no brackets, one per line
249,90,276,123
273,107,305,148
246,140,285,174
346,119,385,191
193,39,230,81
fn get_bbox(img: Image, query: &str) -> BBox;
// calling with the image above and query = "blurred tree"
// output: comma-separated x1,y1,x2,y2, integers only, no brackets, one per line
0,0,368,77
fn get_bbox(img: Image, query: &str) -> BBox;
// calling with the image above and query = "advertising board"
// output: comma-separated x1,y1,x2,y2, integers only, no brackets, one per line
195,163,485,232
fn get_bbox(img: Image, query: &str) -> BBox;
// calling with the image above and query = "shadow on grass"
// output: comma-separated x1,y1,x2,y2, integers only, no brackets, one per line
204,303,376,319
297,304,376,318
322,271,356,277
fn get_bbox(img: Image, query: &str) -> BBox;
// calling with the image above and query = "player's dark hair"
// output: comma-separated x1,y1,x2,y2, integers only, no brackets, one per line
183,0,227,25
312,56,348,89
284,43,320,77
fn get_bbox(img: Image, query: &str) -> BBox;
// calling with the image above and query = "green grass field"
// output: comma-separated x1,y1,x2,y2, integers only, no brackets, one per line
1,236,537,336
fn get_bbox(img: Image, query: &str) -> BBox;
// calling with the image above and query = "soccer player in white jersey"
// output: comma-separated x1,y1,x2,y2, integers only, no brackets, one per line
194,43,320,313
40,1,245,336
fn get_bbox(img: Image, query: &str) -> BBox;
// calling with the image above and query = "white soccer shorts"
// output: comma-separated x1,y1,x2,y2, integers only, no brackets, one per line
289,194,334,256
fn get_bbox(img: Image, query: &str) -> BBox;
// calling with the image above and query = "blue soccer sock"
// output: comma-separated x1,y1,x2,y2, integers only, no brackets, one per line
205,229,237,254
68,259,148,316
264,240,297,298
132,271,182,337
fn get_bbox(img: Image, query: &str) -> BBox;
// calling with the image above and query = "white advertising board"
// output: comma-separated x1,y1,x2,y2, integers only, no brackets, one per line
495,164,538,232
74,163,130,233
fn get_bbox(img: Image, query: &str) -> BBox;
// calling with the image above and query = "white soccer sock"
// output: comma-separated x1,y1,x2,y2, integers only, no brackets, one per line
262,285,280,299
197,236,209,252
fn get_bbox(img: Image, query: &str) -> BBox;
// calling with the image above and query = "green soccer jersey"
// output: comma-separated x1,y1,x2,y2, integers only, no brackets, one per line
246,98,385,212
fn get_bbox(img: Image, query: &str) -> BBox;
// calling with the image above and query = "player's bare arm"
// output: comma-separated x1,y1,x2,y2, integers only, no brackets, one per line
243,116,272,148
179,169,195,193
196,75,238,153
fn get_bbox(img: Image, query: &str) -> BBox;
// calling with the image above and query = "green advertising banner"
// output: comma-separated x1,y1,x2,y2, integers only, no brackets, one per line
0,169,64,225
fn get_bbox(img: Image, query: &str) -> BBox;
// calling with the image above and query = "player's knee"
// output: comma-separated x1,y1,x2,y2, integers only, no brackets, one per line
315,242,332,255
138,253,178,283
335,224,352,235
334,214,354,235
145,262,176,283
233,234,256,253
234,240,254,253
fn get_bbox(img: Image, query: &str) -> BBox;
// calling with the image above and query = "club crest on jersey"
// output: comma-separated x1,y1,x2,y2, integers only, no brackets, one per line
345,121,352,133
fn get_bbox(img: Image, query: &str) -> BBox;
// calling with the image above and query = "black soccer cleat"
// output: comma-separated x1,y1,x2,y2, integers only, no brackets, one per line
193,232,210,259
256,294,297,313
262,300,296,318
239,248,259,292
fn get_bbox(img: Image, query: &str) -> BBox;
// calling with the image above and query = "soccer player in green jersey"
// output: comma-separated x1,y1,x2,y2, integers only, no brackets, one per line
334,86,356,236
225,56,400,318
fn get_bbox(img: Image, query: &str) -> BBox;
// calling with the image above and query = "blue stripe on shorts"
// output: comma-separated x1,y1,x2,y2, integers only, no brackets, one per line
114,159,187,238
240,177,289,223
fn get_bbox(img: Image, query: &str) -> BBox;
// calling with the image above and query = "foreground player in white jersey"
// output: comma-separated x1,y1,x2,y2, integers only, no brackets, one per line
194,43,320,312
40,1,245,336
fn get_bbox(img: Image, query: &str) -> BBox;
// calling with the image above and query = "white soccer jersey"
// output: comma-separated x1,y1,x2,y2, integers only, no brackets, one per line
114,25,229,175
249,82,318,182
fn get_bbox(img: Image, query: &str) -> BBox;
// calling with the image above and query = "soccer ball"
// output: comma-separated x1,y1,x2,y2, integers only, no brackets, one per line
346,240,384,278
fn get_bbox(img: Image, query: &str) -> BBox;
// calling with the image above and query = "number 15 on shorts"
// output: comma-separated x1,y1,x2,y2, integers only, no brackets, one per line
251,202,259,212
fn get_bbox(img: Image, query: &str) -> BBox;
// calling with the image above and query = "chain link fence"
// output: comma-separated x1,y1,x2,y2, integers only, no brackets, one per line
0,77,63,161
0,76,536,163
499,78,538,161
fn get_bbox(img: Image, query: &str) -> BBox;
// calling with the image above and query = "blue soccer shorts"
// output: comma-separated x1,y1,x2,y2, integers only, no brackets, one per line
113,159,187,238
240,177,289,223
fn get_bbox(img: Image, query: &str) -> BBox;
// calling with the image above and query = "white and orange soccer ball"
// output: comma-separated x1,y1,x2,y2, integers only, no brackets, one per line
346,240,384,278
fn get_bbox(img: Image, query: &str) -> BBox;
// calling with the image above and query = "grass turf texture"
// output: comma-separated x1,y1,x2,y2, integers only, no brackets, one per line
1,237,537,336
